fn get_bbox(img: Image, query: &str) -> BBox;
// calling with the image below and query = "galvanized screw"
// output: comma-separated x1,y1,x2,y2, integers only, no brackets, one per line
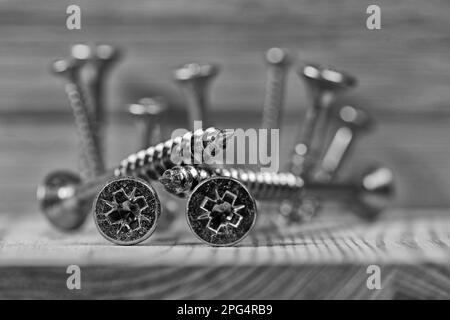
160,165,304,200
37,127,233,232
289,63,357,177
87,44,121,152
128,97,167,150
94,177,161,245
52,54,104,178
313,105,374,182
160,164,394,220
174,63,219,129
261,47,291,129
186,176,258,246
283,106,373,224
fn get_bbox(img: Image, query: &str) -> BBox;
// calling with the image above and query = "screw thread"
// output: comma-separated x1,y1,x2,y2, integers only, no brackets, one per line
52,127,232,210
160,165,304,200
261,63,289,129
65,81,105,177
114,127,233,179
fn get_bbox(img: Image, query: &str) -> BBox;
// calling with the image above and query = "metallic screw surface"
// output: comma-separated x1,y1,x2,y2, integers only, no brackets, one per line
174,63,219,129
289,63,357,177
313,106,374,182
186,177,257,246
161,164,394,220
261,47,291,129
128,96,179,229
128,97,167,150
37,127,233,231
89,44,121,129
52,55,104,178
160,165,304,200
94,177,161,245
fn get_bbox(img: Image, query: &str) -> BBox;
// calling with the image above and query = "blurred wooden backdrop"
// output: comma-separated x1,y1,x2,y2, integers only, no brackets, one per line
1,0,450,215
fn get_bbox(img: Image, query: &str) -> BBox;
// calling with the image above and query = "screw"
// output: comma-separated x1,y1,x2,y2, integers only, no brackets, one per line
313,106,374,182
94,177,161,245
174,63,219,129
52,53,104,178
87,44,121,153
37,127,233,232
128,96,179,229
289,63,357,176
308,165,395,220
160,165,304,200
128,97,167,150
160,164,394,220
261,47,291,129
283,106,373,224
186,177,257,246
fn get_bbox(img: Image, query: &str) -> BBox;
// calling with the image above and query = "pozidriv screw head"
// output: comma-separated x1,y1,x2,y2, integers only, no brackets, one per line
186,177,257,246
94,177,161,245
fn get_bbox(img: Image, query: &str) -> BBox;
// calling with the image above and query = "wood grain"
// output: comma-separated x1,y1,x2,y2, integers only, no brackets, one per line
1,0,450,115
1,0,450,300
0,209,449,299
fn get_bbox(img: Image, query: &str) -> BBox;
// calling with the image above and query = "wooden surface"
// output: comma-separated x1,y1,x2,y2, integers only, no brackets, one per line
2,0,450,299
1,209,450,299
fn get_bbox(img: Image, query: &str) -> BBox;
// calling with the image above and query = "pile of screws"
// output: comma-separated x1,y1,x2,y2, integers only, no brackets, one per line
37,45,395,247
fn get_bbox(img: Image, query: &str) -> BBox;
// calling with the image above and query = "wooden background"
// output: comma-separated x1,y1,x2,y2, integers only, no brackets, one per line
1,0,450,299
1,0,450,214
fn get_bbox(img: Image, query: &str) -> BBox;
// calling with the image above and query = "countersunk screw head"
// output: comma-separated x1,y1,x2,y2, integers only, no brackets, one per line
51,58,85,78
95,44,122,65
174,63,219,81
37,170,88,231
186,177,257,246
338,105,374,131
94,177,161,245
356,165,395,220
301,63,357,91
128,97,167,118
265,47,291,66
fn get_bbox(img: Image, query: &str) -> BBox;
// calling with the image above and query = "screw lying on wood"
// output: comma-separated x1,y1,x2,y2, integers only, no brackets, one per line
37,128,233,232
94,177,161,245
160,164,394,221
160,165,304,200
186,177,258,246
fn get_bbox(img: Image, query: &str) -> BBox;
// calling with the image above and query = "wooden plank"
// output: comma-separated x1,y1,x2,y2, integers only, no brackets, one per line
0,0,450,114
0,209,449,299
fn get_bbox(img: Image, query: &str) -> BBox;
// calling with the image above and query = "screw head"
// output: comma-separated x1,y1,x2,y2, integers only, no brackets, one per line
338,105,374,131
301,63,357,91
51,58,85,78
174,63,219,82
94,177,161,245
37,170,88,231
71,44,93,61
128,97,167,118
186,177,257,246
95,44,121,63
265,47,291,67
356,165,395,219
